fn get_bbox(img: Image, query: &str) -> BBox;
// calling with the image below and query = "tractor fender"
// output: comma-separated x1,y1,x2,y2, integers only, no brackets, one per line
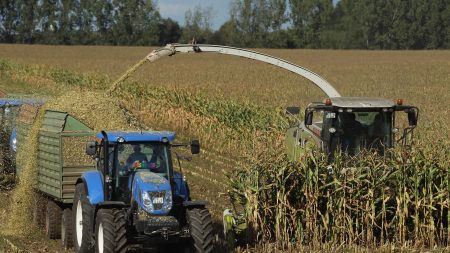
173,172,190,201
183,201,208,208
10,128,17,153
77,171,104,205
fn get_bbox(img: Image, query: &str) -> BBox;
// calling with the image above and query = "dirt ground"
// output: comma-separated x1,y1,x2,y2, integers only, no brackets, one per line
0,191,73,252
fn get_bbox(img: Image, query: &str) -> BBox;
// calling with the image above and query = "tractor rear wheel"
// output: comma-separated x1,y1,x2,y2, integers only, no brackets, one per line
95,208,128,253
61,208,73,249
73,183,94,253
45,199,62,239
186,208,214,253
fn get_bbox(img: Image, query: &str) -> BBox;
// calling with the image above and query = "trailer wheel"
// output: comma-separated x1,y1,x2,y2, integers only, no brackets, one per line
62,208,73,249
186,208,214,253
73,183,94,253
95,208,128,253
32,193,46,227
45,199,62,239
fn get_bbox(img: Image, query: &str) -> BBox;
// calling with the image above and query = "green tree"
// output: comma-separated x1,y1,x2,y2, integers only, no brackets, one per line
93,0,115,44
422,0,447,48
443,0,450,48
158,18,182,45
72,0,95,44
229,0,288,47
113,0,160,45
212,20,241,46
15,0,39,43
180,5,214,44
0,0,19,43
57,0,76,44
289,0,334,48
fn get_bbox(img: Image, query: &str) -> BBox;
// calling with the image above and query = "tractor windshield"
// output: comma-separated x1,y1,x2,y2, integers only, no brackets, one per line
331,110,393,155
112,142,173,202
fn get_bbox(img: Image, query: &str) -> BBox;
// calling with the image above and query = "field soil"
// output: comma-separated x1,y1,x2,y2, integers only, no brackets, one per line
0,191,73,252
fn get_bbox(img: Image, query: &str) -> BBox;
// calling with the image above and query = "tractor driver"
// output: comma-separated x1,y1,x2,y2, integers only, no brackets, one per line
340,112,363,155
126,144,148,168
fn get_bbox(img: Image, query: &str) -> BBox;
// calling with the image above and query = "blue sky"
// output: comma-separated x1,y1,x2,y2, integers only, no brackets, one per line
157,0,233,30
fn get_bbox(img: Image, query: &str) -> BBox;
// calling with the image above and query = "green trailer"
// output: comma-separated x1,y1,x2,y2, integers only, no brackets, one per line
18,109,96,246
37,110,95,203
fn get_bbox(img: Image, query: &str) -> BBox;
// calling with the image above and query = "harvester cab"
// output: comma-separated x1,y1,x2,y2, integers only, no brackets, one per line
75,131,214,252
286,97,419,161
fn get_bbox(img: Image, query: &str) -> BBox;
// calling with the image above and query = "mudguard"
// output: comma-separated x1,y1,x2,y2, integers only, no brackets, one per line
80,171,104,205
183,201,207,208
173,172,190,201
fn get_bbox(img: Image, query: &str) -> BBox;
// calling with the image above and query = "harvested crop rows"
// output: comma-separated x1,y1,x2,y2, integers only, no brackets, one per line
0,44,449,252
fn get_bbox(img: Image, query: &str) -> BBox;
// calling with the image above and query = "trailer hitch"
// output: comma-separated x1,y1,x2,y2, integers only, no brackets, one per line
161,228,169,240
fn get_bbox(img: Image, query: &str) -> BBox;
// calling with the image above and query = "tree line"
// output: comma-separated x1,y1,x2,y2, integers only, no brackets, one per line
1,0,449,49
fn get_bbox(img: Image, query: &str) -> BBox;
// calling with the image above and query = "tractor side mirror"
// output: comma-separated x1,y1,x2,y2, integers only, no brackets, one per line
286,106,300,115
86,141,96,156
407,110,417,126
305,111,313,125
190,140,200,154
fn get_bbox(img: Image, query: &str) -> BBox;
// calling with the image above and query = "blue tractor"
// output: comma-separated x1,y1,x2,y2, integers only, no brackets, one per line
74,131,214,253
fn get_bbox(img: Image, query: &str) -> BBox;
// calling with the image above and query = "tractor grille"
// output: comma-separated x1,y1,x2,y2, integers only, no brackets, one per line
149,191,166,210
135,216,180,233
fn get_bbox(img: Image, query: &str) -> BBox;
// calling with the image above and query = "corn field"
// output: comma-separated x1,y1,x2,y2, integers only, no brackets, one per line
228,144,450,250
0,45,449,251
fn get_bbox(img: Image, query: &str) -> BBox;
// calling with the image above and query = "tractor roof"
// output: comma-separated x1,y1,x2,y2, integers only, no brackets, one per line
97,131,176,143
329,97,395,108
0,98,45,106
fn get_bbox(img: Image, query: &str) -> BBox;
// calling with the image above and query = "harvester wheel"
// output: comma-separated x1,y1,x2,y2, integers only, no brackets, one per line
62,208,74,249
45,199,62,239
186,208,214,253
73,183,94,253
95,208,128,253
32,193,46,227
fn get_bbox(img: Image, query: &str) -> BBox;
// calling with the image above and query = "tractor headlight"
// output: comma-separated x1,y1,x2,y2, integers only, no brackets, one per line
162,190,173,213
141,190,172,214
141,191,154,212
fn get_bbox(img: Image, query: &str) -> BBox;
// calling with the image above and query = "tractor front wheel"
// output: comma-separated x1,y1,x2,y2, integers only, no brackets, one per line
73,183,94,253
95,208,128,253
186,208,214,253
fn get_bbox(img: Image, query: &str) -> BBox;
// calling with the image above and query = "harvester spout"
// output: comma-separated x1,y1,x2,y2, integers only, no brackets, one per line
107,43,342,98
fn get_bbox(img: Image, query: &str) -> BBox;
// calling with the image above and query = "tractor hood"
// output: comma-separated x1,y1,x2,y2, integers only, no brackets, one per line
132,170,172,215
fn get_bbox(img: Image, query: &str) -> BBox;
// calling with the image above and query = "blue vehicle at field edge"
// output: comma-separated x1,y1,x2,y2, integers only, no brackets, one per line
0,98,44,172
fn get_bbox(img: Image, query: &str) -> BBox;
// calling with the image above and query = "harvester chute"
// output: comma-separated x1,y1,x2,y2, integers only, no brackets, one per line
108,44,341,98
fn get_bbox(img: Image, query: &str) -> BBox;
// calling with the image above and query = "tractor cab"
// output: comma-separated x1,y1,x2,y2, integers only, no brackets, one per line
86,131,198,210
90,132,177,204
286,97,418,161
